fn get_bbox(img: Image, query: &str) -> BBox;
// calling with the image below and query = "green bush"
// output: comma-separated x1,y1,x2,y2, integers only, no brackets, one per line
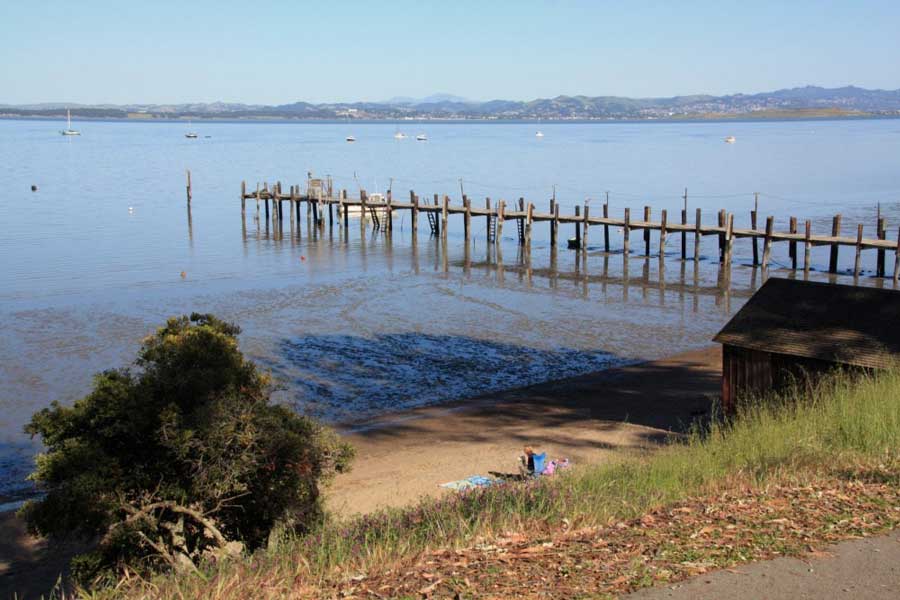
21,313,354,585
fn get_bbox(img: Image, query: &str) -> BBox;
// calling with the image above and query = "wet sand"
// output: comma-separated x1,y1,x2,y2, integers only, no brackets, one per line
328,346,720,514
0,346,720,598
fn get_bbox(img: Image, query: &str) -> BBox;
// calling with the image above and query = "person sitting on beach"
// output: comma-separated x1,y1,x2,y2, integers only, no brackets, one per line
518,446,536,478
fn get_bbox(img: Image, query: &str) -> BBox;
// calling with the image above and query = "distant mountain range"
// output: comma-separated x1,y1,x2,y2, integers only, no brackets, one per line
3,86,900,121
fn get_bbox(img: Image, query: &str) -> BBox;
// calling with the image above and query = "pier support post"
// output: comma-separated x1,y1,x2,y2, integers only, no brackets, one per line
751,210,759,265
789,216,798,270
829,214,842,273
486,197,492,243
433,194,440,237
240,180,246,215
551,202,559,247
360,190,368,236
854,223,864,277
643,206,651,256
623,208,631,255
525,202,533,252
724,213,734,266
463,196,471,243
496,200,505,245
255,183,261,222
411,191,419,238
660,209,668,256
681,188,688,260
877,217,886,277
442,196,449,240
186,170,192,205
894,226,900,283
582,204,590,255
804,220,812,273
603,202,610,252
574,205,581,249
717,209,726,263
762,216,774,269
694,208,702,263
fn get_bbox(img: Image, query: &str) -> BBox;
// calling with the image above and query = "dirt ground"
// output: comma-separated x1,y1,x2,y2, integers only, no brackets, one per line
0,346,720,598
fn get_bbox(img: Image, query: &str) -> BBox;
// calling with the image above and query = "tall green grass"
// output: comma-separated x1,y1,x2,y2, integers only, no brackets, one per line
92,369,900,599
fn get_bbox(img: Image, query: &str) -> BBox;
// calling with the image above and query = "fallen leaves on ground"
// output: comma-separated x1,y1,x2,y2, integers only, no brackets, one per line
323,475,900,599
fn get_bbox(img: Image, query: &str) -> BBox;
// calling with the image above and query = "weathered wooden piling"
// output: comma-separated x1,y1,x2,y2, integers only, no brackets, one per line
854,223,864,277
643,206,651,256
411,191,419,237
186,170,192,205
442,196,450,239
660,209,668,256
724,213,734,266
496,200,505,244
789,216,798,270
762,216,774,269
804,220,812,272
750,209,759,265
895,226,900,283
681,189,688,260
463,195,471,243
623,208,631,255
525,202,534,250
603,202,610,252
877,217,886,277
829,214,842,273
574,205,581,249
551,202,560,247
583,204,590,253
241,180,246,215
694,208,702,263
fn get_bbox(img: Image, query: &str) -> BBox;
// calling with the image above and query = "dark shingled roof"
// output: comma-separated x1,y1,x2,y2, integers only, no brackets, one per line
713,278,900,370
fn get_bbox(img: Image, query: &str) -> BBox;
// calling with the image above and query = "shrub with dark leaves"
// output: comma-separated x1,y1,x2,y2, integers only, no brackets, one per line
22,313,354,585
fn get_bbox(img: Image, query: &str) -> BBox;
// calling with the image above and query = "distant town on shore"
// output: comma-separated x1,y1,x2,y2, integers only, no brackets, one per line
3,85,900,121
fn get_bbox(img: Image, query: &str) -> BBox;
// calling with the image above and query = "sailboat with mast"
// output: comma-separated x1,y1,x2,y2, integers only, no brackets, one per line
185,118,198,139
60,109,81,136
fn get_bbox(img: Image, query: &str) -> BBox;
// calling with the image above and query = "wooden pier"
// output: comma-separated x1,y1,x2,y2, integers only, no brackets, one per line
240,178,900,282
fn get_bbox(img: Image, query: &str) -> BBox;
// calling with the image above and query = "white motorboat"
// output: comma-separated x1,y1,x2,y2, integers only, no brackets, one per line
725,135,736,143
535,131,544,138
416,133,427,141
346,135,356,142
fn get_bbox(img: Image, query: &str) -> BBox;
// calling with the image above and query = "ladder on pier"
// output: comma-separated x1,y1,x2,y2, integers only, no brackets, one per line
517,216,525,244
427,211,439,235
487,215,497,243
368,205,389,230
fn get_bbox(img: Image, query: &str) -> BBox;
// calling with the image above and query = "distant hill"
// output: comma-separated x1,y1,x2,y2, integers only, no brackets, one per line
3,86,899,121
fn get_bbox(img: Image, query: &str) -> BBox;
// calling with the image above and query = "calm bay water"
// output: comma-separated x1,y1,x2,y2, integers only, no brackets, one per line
1,117,899,501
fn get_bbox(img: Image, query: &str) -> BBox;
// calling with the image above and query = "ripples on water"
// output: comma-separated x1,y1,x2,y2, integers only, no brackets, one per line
1,117,899,500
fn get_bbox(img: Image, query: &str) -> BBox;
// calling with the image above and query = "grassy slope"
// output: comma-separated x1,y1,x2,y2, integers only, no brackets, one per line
92,370,900,599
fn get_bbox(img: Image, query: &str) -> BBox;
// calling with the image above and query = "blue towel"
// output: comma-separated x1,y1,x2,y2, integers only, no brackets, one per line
440,475,497,490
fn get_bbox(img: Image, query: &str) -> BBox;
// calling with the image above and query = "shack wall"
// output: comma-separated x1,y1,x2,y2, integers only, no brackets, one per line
721,345,848,413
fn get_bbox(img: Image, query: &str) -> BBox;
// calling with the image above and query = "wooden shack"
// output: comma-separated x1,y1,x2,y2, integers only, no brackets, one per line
713,278,900,411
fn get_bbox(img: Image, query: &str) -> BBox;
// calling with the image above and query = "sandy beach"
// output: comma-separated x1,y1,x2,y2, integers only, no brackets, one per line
0,346,720,598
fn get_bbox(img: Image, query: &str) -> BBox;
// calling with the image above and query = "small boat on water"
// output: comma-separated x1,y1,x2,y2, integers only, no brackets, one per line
416,133,427,141
394,129,407,139
535,131,544,138
60,109,80,136
185,119,198,138
346,135,356,142
725,135,736,143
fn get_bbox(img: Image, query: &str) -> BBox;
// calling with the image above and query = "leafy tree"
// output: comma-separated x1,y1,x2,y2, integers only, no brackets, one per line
22,313,353,584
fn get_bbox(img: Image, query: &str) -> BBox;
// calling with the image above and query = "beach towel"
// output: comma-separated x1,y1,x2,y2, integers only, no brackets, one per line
439,475,497,491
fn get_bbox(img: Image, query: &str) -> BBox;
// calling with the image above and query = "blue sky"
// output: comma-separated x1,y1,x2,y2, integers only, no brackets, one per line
2,0,899,104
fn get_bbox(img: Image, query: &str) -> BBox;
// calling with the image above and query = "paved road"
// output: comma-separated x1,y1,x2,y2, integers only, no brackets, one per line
628,529,900,600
